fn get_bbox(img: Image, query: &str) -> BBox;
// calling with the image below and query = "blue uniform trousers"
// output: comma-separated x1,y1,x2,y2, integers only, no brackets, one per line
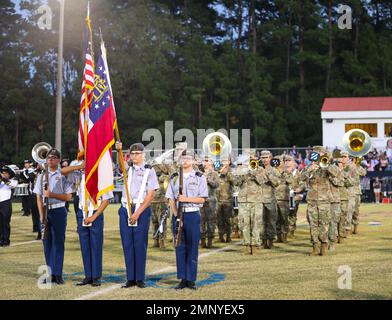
173,211,200,282
119,206,151,281
43,207,67,276
76,209,104,279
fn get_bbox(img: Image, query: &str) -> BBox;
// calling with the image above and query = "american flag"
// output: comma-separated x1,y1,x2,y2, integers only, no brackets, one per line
77,3,94,161
85,42,116,206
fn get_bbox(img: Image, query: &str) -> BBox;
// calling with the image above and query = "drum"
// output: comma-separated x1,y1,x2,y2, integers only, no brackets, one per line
14,183,29,196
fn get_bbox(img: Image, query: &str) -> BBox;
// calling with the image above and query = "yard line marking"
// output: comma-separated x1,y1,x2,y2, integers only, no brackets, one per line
74,242,242,300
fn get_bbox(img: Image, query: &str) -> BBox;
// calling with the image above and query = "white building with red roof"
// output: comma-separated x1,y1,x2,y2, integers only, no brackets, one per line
321,97,392,150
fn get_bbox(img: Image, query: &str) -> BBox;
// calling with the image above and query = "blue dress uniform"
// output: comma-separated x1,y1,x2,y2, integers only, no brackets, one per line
67,171,113,285
119,159,159,287
165,169,208,287
33,168,73,280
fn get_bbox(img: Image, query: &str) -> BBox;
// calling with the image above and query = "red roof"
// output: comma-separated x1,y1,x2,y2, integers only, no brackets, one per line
321,97,392,112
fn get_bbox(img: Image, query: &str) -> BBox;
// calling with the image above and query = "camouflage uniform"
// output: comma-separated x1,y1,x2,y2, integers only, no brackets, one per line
338,157,354,240
228,166,264,248
231,185,241,238
275,156,292,242
287,168,305,236
151,166,170,247
217,169,234,243
327,164,343,246
347,163,367,232
301,148,336,255
200,169,220,246
259,151,280,245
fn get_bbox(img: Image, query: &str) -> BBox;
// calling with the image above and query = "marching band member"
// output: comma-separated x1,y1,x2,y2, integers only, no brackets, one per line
0,166,18,247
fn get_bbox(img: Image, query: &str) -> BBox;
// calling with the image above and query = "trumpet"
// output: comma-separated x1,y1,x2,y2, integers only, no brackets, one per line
319,154,331,168
249,159,263,171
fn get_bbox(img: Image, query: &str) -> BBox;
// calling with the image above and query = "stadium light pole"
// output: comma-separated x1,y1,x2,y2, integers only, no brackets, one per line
55,0,65,151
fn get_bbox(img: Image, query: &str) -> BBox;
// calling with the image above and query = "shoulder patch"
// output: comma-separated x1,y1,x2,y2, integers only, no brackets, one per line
195,171,203,177
144,164,152,169
170,172,179,179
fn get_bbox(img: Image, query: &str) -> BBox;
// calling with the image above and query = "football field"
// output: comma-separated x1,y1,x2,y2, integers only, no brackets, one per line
1,203,391,300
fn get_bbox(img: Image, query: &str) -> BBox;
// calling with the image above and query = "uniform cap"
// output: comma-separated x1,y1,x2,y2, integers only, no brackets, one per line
129,143,144,152
260,150,272,158
47,148,61,158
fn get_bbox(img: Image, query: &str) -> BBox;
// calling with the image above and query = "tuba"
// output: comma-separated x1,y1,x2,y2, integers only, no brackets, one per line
342,129,371,158
32,142,52,164
202,132,232,167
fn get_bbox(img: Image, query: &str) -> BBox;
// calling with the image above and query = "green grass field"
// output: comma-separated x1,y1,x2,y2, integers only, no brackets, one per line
1,202,391,300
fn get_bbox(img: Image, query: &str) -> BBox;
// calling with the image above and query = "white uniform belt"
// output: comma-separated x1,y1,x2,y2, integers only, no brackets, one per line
121,199,144,206
183,207,200,213
48,203,65,210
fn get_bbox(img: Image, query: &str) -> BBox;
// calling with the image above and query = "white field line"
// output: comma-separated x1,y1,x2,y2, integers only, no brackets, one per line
74,221,310,300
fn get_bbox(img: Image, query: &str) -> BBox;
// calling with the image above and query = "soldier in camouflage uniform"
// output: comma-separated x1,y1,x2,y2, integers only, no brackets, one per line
200,157,220,248
216,158,234,243
228,150,264,253
275,155,291,243
259,150,280,249
326,153,343,252
337,151,354,243
301,146,337,256
347,157,367,235
284,156,305,238
151,164,170,248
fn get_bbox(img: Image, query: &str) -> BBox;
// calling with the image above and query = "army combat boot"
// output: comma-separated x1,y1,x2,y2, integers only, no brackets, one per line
262,239,268,249
200,238,206,248
282,233,288,243
207,238,213,248
226,234,231,243
276,233,283,243
219,234,225,243
328,242,336,252
353,225,358,234
337,236,344,244
153,239,159,248
159,239,165,249
309,243,320,256
320,243,328,256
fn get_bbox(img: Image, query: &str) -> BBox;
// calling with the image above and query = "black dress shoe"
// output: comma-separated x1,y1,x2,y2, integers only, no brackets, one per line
136,280,145,288
175,279,187,290
91,278,101,287
2,242,10,247
187,281,197,290
36,233,42,240
54,275,65,285
121,280,136,288
76,277,92,286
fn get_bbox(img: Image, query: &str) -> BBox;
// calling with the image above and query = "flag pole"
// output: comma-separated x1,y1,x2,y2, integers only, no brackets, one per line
84,2,93,221
100,33,133,222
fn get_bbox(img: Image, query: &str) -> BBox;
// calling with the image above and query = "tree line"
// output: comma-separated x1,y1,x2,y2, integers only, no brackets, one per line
1,0,392,164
